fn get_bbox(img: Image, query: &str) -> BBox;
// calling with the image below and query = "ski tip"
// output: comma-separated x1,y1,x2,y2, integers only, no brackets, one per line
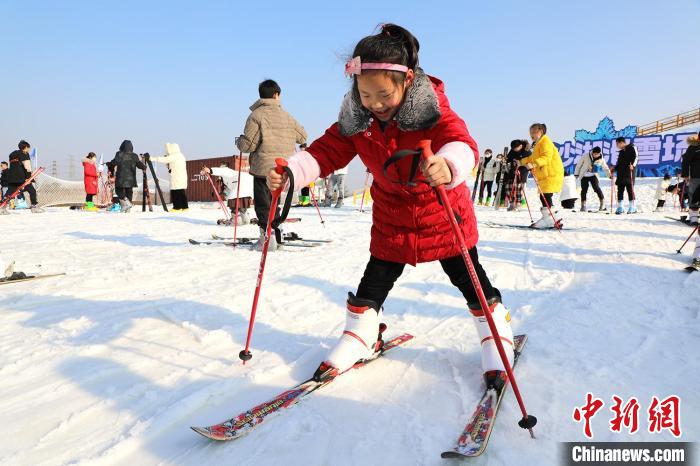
441,450,478,459
188,239,198,244
191,426,219,440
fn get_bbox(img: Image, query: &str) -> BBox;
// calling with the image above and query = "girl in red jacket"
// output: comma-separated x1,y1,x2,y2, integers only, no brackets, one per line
268,24,514,386
82,153,99,211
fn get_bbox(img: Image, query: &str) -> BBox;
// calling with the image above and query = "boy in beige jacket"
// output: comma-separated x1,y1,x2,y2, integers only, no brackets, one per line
236,79,307,250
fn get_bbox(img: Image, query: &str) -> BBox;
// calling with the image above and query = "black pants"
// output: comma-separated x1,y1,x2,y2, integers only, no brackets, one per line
656,200,666,208
171,189,189,209
6,183,38,205
479,180,494,200
616,182,635,201
253,176,282,241
86,194,94,203
539,192,553,208
356,249,496,309
580,176,604,202
116,187,134,202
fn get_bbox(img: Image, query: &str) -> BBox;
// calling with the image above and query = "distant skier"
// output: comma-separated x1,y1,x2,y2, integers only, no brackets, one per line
478,151,499,205
201,161,254,225
267,24,515,389
2,140,43,214
520,123,564,228
573,146,611,212
612,137,638,214
0,161,8,200
82,153,99,211
681,130,700,225
108,140,145,213
654,174,672,212
151,143,189,211
504,140,531,211
325,167,348,208
236,79,308,251
559,174,578,210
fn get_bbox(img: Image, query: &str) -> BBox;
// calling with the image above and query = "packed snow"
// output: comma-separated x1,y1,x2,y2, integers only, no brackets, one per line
0,177,697,466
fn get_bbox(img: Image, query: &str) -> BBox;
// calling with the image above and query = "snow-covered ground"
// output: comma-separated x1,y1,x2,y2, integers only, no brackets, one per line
1,178,698,466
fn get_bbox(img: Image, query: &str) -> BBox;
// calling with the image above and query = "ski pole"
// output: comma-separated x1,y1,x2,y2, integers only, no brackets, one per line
416,140,537,437
239,158,293,364
521,171,534,223
610,172,615,214
359,170,370,212
308,183,326,227
629,165,636,207
0,167,45,209
233,152,244,247
679,180,686,211
527,166,562,232
206,171,230,220
676,224,699,254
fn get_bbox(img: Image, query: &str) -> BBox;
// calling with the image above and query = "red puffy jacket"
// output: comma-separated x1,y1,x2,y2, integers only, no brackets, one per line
307,70,479,265
83,160,98,195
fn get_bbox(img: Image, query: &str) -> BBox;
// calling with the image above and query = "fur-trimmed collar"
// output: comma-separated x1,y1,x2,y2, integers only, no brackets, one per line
688,135,700,146
337,68,441,137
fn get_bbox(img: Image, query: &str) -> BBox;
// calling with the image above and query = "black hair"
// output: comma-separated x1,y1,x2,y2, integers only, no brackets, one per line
530,123,547,134
664,173,671,180
592,146,602,153
510,139,527,150
259,79,281,99
351,24,420,94
615,136,627,144
18,140,30,150
485,148,493,153
87,152,96,159
1,161,7,166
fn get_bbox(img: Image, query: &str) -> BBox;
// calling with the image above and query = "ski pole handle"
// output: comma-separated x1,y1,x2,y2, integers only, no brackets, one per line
272,158,288,194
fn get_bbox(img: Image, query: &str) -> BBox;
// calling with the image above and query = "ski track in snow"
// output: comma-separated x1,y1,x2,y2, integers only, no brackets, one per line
0,178,698,466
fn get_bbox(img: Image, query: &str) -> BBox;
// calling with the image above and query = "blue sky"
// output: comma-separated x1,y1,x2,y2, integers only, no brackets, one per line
1,0,699,176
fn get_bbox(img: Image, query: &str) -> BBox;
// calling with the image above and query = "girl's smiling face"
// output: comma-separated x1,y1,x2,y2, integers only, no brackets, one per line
356,70,414,122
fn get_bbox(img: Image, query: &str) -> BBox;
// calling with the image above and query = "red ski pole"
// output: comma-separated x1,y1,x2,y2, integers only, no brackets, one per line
206,172,230,220
239,158,288,364
416,140,537,437
521,171,534,223
232,152,244,246
358,170,370,212
527,166,562,232
0,167,45,208
308,184,326,227
676,224,699,254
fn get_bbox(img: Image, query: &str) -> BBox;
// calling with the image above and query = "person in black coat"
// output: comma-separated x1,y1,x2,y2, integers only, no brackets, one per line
504,139,532,211
109,140,145,212
2,140,43,213
613,137,638,214
681,131,700,224
0,161,8,198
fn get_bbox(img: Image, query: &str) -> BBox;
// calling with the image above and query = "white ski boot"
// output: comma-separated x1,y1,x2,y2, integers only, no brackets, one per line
469,295,515,391
119,199,133,213
530,207,554,229
314,293,385,381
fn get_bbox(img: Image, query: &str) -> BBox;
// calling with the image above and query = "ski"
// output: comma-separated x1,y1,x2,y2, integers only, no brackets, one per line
685,264,699,273
217,217,302,226
0,272,66,285
665,216,694,226
211,233,332,243
191,333,414,441
482,222,580,231
189,238,318,248
441,334,528,458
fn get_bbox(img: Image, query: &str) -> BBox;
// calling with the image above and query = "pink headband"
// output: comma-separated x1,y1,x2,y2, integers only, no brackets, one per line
344,56,409,77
